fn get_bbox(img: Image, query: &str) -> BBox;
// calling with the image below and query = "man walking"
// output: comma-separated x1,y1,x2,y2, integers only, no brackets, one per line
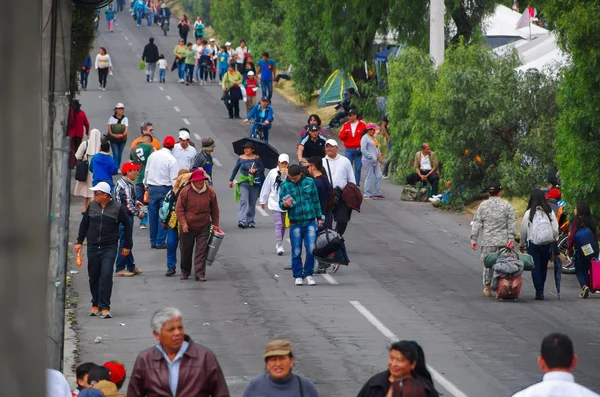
470,181,517,297
127,307,230,397
75,181,133,319
172,130,197,170
114,162,145,277
190,137,216,183
256,52,276,102
175,169,220,281
142,37,160,83
131,121,161,150
338,109,366,186
130,133,155,229
322,139,355,235
279,164,323,286
242,340,320,397
144,136,178,249
512,333,600,397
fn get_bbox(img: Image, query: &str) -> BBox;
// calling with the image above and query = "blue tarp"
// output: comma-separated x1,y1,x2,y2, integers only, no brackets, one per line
375,48,398,62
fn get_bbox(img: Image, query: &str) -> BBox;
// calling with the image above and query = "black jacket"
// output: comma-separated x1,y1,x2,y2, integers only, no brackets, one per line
77,200,133,249
142,42,160,63
356,370,439,397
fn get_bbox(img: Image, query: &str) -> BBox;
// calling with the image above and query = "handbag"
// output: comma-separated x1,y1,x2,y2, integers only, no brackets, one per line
139,60,146,70
75,141,89,181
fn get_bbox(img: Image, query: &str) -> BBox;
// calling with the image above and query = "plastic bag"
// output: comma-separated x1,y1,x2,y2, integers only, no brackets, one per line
139,60,146,70
285,212,290,228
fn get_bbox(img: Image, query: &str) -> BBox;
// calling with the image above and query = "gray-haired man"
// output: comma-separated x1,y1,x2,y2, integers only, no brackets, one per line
128,307,230,397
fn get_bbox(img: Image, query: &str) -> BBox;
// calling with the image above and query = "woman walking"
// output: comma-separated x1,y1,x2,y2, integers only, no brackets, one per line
178,15,189,43
567,203,598,299
74,128,103,212
221,64,244,119
104,4,115,32
173,39,187,83
357,341,439,397
68,100,90,169
300,114,324,139
95,47,113,90
259,154,289,255
107,103,129,170
519,189,559,300
361,123,384,199
229,142,264,228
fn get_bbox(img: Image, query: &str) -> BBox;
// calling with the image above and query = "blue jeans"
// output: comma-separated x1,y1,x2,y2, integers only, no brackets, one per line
527,242,552,296
80,70,89,89
135,9,143,25
345,148,362,186
199,64,210,82
167,227,179,270
159,68,166,82
111,141,126,171
261,79,273,101
290,221,317,279
148,185,170,247
177,60,186,80
250,123,271,143
147,11,153,25
574,251,591,288
135,183,148,226
116,215,135,272
87,245,118,310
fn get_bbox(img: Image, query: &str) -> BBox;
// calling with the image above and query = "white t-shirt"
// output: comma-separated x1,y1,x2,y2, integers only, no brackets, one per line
157,59,168,69
172,143,197,170
144,148,178,186
235,46,249,63
420,154,431,171
512,372,600,397
323,154,356,189
350,121,359,137
108,115,129,126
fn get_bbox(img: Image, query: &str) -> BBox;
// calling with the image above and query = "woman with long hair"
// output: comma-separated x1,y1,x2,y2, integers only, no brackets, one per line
94,47,113,90
357,341,438,397
519,189,559,300
300,114,323,139
567,202,598,299
74,128,103,212
68,99,90,169
229,142,265,228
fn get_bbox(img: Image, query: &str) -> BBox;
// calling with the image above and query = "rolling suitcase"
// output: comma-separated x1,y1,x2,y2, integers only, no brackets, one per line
496,274,523,301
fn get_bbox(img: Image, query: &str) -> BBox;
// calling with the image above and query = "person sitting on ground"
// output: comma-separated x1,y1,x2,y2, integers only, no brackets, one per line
512,333,600,397
275,64,293,83
405,143,440,196
242,340,319,397
326,88,357,129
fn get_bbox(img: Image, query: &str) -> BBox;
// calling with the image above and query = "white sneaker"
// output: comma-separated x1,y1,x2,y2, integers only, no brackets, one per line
276,244,284,256
306,276,316,286
295,278,303,286
140,224,147,229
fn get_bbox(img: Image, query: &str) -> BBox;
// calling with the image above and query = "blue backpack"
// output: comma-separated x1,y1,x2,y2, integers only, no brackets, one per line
574,227,599,257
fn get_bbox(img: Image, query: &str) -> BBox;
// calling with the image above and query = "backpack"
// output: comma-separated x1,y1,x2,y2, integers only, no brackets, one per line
575,227,599,257
530,209,554,245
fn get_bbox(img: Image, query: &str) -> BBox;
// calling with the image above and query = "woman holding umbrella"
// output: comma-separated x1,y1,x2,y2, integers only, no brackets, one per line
229,142,265,228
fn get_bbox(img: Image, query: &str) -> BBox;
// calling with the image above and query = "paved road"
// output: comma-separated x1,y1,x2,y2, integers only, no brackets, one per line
69,12,600,397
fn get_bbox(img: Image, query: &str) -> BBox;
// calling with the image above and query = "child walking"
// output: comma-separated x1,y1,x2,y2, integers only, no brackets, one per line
157,54,168,83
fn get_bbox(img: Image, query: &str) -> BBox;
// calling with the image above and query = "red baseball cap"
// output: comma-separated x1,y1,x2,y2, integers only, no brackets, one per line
190,169,208,182
103,361,126,385
163,136,176,148
121,162,141,175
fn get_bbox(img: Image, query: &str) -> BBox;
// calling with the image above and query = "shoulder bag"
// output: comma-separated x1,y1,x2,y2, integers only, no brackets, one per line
75,141,89,182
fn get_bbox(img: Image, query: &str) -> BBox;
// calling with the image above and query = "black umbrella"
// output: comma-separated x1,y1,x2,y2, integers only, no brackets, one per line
232,137,279,169
553,252,562,299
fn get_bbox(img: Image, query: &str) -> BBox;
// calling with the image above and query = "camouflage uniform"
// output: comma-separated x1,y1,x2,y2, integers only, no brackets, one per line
470,196,517,285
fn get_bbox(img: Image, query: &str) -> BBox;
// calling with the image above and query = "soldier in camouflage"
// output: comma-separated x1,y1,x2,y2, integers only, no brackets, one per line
470,181,517,297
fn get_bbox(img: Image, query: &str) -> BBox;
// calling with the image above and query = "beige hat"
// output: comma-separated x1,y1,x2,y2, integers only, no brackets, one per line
263,339,292,359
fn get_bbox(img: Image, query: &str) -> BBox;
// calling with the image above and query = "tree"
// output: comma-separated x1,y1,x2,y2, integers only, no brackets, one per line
531,0,600,213
70,3,96,97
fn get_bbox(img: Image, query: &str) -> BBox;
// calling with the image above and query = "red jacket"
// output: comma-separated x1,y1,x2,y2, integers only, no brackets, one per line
338,120,366,149
68,109,90,138
245,77,258,97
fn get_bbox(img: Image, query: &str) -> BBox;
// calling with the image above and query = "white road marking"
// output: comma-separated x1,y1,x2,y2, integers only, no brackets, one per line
350,301,469,397
128,42,132,46
182,118,190,125
213,158,222,167
403,240,415,244
173,106,180,112
159,86,164,91
256,206,269,217
193,133,202,141
124,36,128,40
165,95,172,101
321,274,338,285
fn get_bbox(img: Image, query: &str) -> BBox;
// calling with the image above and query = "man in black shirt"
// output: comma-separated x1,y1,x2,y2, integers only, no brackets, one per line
297,125,327,166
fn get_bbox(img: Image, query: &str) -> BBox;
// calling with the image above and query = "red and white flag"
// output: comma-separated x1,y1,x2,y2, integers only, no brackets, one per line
516,6,537,29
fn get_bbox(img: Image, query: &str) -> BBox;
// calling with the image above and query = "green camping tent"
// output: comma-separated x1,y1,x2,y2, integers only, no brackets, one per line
317,70,358,108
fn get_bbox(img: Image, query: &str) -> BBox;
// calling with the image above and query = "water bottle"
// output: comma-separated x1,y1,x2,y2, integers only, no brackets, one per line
143,189,149,204
76,251,83,267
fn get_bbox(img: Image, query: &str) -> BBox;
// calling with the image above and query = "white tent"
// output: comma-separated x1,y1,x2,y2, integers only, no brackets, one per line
483,4,549,41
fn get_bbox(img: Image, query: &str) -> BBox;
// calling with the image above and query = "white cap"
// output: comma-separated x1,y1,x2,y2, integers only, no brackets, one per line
247,71,255,76
225,41,231,46
178,130,191,140
278,153,290,163
115,103,124,109
89,181,112,195
209,38,215,41
325,139,338,147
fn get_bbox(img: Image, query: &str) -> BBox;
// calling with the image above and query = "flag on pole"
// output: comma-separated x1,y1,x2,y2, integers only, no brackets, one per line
516,6,536,29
